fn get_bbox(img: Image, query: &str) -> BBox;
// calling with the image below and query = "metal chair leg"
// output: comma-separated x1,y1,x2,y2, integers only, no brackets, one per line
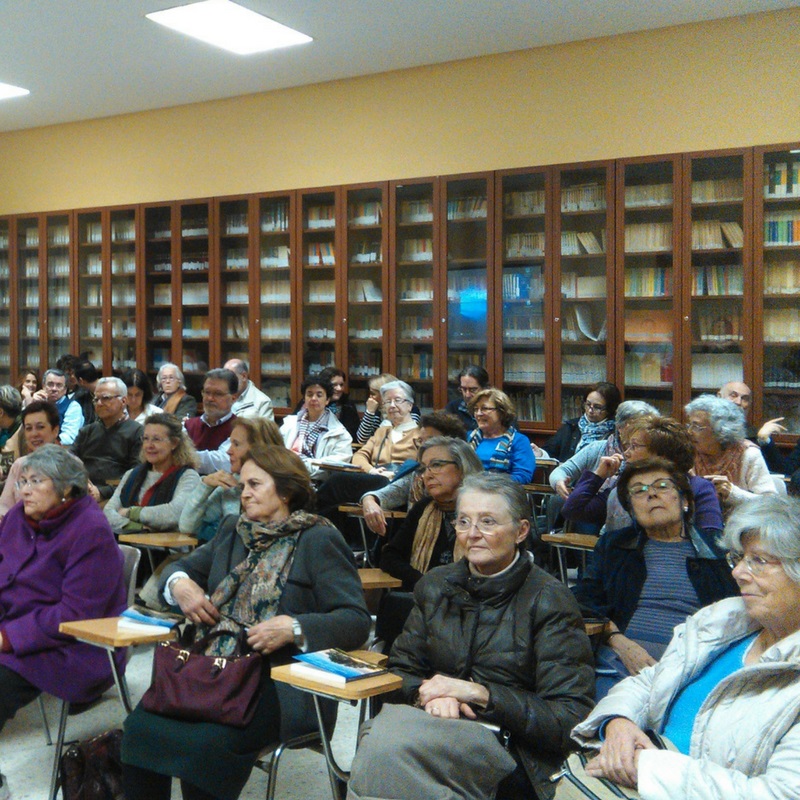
38,694,53,745
49,700,70,800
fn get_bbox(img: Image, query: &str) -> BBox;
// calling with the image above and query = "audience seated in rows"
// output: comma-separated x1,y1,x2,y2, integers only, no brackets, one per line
185,369,238,475
280,375,353,480
224,358,274,421
104,413,201,534
179,416,283,542
71,377,143,501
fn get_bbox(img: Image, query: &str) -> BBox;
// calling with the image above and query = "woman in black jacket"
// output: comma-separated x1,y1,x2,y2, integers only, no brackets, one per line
348,473,594,800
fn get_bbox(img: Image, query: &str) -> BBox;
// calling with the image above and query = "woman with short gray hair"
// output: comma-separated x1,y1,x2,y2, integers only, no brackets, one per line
154,363,197,420
685,394,775,515
0,443,126,797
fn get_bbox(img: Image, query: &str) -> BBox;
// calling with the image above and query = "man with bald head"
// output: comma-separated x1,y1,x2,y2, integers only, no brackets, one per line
223,358,274,420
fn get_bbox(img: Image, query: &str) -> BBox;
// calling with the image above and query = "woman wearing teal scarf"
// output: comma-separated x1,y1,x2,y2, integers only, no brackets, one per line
122,445,371,800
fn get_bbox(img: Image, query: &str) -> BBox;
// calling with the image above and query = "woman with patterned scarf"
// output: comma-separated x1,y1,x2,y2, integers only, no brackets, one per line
121,445,371,800
280,375,353,480
467,388,535,484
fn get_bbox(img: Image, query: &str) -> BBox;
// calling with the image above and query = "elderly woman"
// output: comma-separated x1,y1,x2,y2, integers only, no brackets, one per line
0,401,71,519
121,445,371,800
686,394,775,515
153,362,197,420
573,493,800,799
468,388,535,484
280,375,353,479
563,416,723,538
0,446,126,795
179,416,283,542
573,457,738,698
535,381,621,463
104,413,201,534
355,373,422,444
348,473,594,800
122,368,161,424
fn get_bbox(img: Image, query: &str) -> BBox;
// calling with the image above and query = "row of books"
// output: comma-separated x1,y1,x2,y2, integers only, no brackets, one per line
691,177,743,203
223,248,248,269
764,307,800,342
225,282,250,304
447,353,485,381
349,316,383,339
349,279,382,302
48,256,71,276
763,364,800,390
182,256,209,271
262,383,291,407
764,161,800,198
150,316,172,337
692,264,743,296
110,286,137,305
261,355,292,375
23,257,38,277
561,272,605,299
307,324,337,341
21,229,41,247
695,309,743,342
561,182,606,212
349,363,385,378
624,266,672,297
261,245,290,268
624,222,672,253
561,230,605,256
182,316,210,339
505,232,545,258
504,189,545,217
306,205,336,229
560,355,607,384
307,280,336,303
764,259,800,294
351,241,382,263
223,214,248,235
260,281,291,303
46,320,71,337
691,220,743,250
447,273,486,299
20,289,39,305
691,354,743,388
446,196,487,221
224,315,250,338
399,199,433,224
181,220,209,236
181,285,209,305
625,183,672,208
764,211,800,246
503,353,545,382
397,352,434,379
502,313,545,342
111,319,136,338
562,306,607,342
626,309,671,342
507,390,545,421
625,352,673,386
502,268,544,302
152,285,171,305
260,320,291,339
398,278,433,300
307,242,335,266
398,316,434,340
401,238,434,262
47,225,70,246
349,201,382,226
261,202,290,233
82,318,103,338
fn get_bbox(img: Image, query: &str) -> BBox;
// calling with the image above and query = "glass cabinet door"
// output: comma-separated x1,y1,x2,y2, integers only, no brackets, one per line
443,175,491,412
110,208,138,371
144,205,174,379
258,194,293,409
555,165,614,419
0,219,10,382
759,145,800,431
46,214,72,367
344,184,386,407
300,190,339,378
393,180,437,412
179,202,211,384
76,211,104,365
685,152,749,399
16,217,41,372
218,198,251,371
618,157,679,415
497,169,548,423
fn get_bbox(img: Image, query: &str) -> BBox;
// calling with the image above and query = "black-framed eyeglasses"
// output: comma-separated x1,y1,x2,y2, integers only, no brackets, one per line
416,459,458,475
584,402,606,412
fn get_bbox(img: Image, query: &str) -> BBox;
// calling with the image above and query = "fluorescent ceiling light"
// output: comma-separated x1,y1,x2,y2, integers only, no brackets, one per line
146,0,312,55
0,82,30,100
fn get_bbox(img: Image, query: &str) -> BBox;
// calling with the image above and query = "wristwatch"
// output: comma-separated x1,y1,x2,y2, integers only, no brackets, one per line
291,618,305,649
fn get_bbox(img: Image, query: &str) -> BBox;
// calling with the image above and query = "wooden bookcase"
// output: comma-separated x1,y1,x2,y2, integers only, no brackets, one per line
2,141,799,439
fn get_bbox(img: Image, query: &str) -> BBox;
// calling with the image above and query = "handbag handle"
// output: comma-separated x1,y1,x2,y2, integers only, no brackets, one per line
181,626,251,657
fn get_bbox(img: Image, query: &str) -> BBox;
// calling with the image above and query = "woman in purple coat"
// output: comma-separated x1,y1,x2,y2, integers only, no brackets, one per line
0,445,126,797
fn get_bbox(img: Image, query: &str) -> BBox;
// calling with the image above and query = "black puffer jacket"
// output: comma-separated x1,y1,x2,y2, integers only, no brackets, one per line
389,554,595,798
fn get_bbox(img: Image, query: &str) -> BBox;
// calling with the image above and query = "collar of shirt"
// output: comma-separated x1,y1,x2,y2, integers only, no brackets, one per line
200,411,234,428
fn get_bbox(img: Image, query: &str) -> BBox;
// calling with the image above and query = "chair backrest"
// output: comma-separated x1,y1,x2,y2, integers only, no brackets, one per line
118,544,141,607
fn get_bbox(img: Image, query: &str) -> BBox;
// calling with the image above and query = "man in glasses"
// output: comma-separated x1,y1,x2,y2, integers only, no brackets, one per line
184,368,238,474
71,376,143,501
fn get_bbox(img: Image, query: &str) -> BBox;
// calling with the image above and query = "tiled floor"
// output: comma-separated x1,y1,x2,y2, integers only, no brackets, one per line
2,646,360,800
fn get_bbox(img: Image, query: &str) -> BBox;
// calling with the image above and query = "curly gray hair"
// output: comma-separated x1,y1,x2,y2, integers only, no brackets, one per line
685,394,746,448
21,444,89,499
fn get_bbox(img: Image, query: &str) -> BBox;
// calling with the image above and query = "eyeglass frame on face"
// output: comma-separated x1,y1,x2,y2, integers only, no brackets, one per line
383,397,410,408
621,439,647,454
142,434,172,445
160,374,179,383
583,401,606,412
202,389,231,399
454,514,514,535
725,551,784,575
15,475,51,490
93,393,122,405
627,478,679,499
686,421,709,433
473,405,497,415
416,459,458,476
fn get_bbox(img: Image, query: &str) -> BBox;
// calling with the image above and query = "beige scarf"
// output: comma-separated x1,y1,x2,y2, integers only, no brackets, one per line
410,499,463,574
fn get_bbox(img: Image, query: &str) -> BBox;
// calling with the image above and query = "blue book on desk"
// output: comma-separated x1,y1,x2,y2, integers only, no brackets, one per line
121,606,180,629
293,648,387,683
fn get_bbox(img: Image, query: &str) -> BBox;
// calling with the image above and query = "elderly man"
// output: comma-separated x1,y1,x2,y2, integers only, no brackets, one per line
70,377,143,501
223,358,274,420
184,369,238,474
34,369,84,445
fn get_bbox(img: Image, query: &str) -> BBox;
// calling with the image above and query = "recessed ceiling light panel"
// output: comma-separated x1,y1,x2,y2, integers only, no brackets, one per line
146,0,312,55
0,81,30,101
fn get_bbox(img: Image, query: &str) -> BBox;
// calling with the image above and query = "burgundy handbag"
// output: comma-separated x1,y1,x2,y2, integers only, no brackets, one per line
140,628,262,728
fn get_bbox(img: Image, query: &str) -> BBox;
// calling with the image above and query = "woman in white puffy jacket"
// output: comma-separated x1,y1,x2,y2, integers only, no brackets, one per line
572,493,800,800
280,375,353,481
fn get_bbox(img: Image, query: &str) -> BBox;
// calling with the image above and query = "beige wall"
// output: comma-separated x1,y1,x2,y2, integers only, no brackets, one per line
1,8,799,215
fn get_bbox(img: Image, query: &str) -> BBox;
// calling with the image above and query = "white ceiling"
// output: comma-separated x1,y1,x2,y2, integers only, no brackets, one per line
1,0,798,134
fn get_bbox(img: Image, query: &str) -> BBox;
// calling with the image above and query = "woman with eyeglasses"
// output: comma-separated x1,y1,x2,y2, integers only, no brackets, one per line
347,473,594,800
562,417,723,539
104,413,201,534
467,387,535,484
153,362,197,420
573,493,800,799
573,456,737,699
355,373,422,444
685,394,775,517
534,381,621,463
